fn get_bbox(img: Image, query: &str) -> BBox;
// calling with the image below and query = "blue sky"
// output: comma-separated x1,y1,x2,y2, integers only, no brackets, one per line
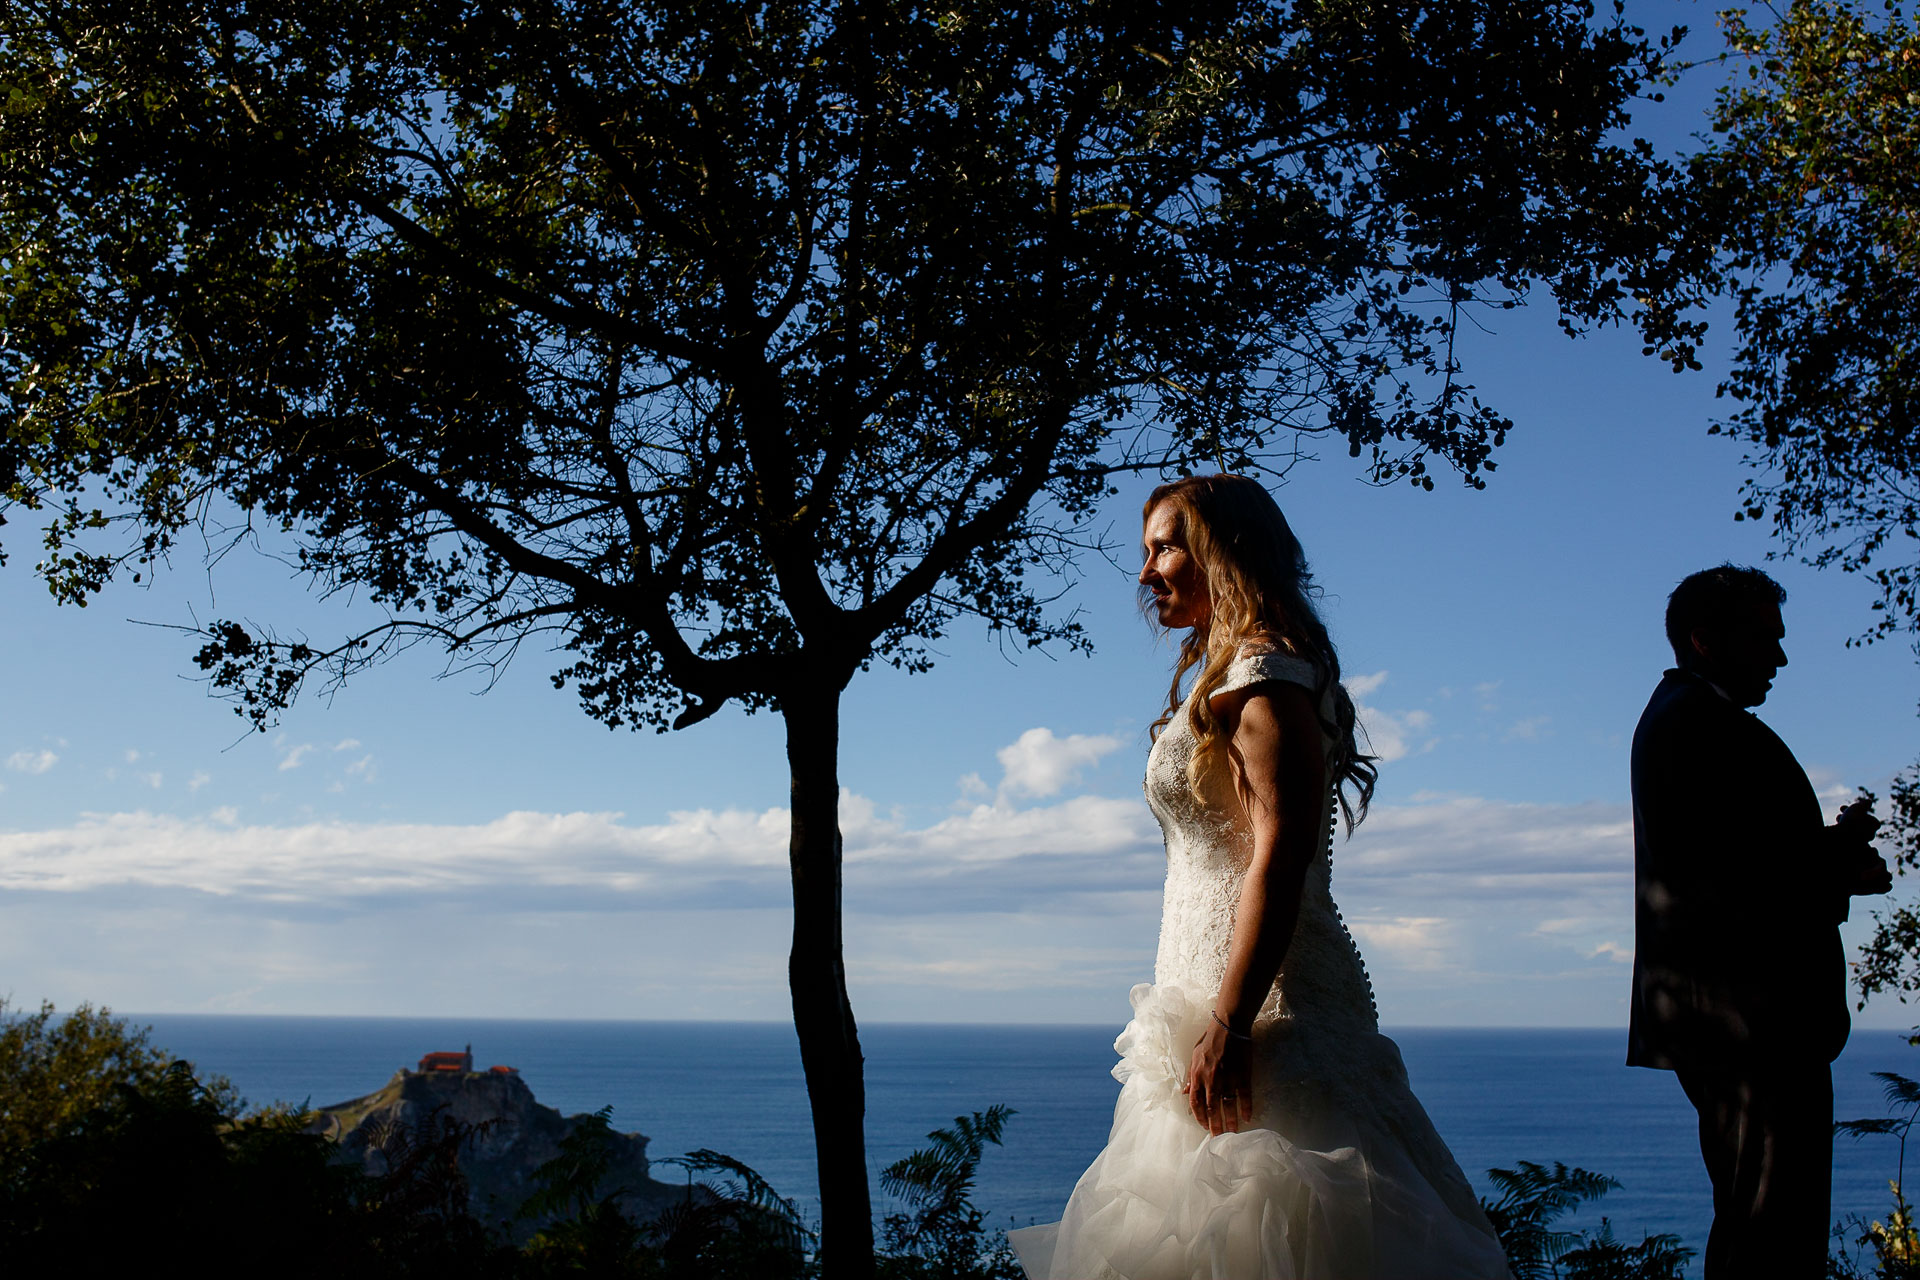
5,3,1918,1028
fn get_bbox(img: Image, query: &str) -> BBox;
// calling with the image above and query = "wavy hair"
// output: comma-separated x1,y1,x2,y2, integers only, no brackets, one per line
1144,474,1376,830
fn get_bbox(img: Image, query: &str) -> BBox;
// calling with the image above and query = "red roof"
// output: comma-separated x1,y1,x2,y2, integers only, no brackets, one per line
417,1050,472,1072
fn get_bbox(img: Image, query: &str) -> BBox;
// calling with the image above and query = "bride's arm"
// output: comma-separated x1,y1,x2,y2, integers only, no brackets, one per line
1186,682,1328,1136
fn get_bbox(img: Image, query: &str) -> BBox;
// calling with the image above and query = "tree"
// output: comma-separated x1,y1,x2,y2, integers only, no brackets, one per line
1831,1070,1920,1278
0,998,237,1161
0,1,1694,1272
1852,776,1920,1007
876,1106,1021,1280
1477,1160,1693,1280
1686,2,1920,1017
1690,0,1920,640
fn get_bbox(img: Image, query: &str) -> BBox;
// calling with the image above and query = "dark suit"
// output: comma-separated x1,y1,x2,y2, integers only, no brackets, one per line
1629,668,1858,1277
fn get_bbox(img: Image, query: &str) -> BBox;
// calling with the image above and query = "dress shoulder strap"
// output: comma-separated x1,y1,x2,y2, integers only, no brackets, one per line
1209,650,1322,705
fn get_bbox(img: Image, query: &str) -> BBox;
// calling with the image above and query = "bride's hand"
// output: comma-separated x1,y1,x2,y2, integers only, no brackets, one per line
1185,1019,1254,1137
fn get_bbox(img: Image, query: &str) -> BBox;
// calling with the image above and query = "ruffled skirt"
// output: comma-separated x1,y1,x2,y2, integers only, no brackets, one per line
1007,983,1512,1280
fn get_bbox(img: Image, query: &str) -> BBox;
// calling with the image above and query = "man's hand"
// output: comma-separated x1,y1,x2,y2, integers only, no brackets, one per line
1837,797,1883,844
1834,798,1892,894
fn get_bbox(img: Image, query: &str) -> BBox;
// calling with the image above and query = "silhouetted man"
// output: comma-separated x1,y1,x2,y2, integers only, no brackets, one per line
1629,564,1891,1278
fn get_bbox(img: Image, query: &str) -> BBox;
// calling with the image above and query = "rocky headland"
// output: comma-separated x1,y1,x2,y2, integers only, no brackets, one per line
307,1060,687,1234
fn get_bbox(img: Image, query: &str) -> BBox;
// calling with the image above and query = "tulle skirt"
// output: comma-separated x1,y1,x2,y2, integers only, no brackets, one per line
1007,983,1512,1280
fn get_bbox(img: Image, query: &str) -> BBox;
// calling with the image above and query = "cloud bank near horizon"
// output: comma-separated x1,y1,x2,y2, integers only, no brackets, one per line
6,718,1877,1026
0,789,1629,911
0,789,1649,1023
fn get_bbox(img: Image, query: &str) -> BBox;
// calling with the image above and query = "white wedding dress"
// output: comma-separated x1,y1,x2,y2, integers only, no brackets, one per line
1008,652,1512,1280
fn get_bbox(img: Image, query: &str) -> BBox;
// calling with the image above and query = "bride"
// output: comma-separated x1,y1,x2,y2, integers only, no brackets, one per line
1008,475,1510,1280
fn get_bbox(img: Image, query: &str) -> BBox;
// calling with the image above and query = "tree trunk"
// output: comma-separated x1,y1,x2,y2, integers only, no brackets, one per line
783,679,875,1280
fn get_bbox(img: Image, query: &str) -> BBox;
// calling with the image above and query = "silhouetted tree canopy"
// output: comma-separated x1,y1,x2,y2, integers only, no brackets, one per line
1689,1,1919,640
1691,4,1920,1027
0,2,1697,1273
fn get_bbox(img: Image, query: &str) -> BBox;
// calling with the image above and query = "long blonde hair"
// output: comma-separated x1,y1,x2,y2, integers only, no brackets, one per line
1145,474,1376,830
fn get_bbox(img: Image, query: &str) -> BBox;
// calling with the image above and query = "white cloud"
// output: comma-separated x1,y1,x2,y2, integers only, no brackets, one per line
1356,707,1434,762
1344,672,1435,763
0,782,1631,936
0,779,1662,1024
140,772,163,790
0,785,1167,915
277,744,314,772
124,749,142,764
1338,795,1632,903
344,755,376,782
995,727,1124,799
1346,916,1457,971
334,738,362,752
188,771,212,793
1590,940,1634,964
1504,716,1550,742
1346,670,1390,699
0,808,770,900
6,749,58,775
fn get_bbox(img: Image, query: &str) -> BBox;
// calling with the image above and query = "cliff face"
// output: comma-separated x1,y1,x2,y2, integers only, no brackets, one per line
308,1069,687,1234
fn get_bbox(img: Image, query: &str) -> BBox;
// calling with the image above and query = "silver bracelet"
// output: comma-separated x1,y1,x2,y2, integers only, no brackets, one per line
1211,1010,1253,1042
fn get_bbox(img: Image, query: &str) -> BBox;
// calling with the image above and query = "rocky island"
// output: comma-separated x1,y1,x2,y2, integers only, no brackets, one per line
307,1046,687,1233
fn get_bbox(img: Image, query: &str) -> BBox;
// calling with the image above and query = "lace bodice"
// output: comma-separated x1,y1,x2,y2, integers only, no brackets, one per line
1144,650,1377,1032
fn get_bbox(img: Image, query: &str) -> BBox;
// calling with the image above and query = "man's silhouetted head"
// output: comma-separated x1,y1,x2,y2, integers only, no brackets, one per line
1666,564,1789,706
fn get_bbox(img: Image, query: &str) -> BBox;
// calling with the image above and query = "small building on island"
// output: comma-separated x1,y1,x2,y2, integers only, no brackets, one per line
414,1044,518,1076
417,1045,474,1074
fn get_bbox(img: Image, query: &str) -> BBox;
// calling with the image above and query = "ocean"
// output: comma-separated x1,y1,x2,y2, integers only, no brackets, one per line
138,1015,1920,1273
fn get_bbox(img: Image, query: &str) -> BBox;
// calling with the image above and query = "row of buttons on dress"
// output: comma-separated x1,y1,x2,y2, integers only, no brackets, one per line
1325,797,1379,1020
